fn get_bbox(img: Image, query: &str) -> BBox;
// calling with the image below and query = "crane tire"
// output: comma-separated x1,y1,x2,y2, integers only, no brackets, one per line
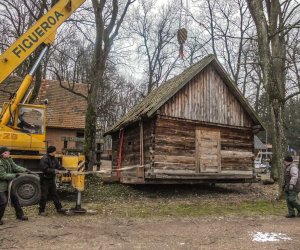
11,174,41,207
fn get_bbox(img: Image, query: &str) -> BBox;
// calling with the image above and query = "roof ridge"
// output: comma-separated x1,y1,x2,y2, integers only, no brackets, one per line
105,55,216,134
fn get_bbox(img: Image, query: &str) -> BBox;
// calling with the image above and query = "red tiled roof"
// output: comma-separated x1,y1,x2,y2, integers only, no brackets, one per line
0,78,87,129
38,80,87,129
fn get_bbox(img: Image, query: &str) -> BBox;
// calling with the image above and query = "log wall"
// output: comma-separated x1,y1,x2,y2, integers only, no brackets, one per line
160,66,253,127
111,120,154,174
149,117,254,176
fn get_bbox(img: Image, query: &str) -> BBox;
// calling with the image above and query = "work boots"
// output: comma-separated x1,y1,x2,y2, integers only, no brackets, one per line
16,215,28,221
57,208,68,214
0,220,3,225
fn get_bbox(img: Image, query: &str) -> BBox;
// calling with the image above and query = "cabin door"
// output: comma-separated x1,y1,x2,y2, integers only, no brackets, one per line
195,128,221,173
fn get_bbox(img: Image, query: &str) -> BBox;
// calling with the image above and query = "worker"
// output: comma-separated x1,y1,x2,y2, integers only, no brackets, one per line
282,156,300,218
38,146,67,216
0,147,29,225
18,111,34,133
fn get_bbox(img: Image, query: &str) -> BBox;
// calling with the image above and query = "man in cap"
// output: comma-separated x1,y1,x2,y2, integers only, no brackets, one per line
0,146,29,225
38,146,67,216
282,155,300,218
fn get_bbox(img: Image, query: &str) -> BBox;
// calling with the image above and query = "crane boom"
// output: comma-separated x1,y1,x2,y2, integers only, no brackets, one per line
0,0,86,84
0,0,87,207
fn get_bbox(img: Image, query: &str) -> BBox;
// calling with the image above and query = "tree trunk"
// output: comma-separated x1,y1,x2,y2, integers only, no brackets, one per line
83,0,134,170
270,103,285,187
84,64,105,170
84,93,98,170
247,0,287,196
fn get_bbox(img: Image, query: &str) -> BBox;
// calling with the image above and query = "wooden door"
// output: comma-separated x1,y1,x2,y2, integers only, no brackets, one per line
195,128,221,173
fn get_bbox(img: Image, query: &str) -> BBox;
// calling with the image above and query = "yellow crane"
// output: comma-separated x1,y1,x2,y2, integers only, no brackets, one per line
0,0,86,208
0,0,86,84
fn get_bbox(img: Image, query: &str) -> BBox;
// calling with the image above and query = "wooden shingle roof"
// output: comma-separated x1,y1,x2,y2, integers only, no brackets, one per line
105,54,263,134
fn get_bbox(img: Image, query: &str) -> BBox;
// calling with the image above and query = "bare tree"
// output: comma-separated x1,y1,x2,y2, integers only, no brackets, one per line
191,0,218,56
128,0,180,94
98,64,141,127
80,0,136,169
48,28,92,83
246,0,300,191
286,28,300,92
188,0,254,86
1,1,137,171
0,0,54,103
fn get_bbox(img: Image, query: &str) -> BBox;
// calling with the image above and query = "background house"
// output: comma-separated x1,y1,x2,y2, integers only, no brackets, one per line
37,80,87,154
105,55,264,184
0,77,87,154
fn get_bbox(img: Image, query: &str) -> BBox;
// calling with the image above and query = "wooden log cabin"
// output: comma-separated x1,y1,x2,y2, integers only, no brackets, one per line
104,55,264,184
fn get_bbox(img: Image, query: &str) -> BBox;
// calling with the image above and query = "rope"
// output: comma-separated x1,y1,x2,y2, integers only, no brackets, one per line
185,0,189,27
19,168,140,175
179,0,183,30
7,179,14,207
55,167,143,175
117,129,125,178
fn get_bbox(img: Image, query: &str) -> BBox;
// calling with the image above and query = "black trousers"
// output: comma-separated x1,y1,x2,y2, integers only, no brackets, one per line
0,191,24,220
39,178,62,212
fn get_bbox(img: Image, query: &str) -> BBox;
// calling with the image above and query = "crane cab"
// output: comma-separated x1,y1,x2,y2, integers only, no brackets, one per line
0,103,46,152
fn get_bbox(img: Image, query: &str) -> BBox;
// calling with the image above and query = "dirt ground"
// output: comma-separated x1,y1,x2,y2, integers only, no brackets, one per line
1,214,300,249
1,176,300,250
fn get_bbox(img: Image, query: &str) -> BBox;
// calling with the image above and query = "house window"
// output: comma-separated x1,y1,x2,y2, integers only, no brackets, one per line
76,131,84,150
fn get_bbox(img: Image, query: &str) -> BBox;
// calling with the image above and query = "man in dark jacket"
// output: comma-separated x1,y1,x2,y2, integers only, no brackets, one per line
0,147,29,225
283,156,300,218
38,146,67,216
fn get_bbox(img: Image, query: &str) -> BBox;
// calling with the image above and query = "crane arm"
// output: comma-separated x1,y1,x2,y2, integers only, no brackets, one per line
0,0,86,84
0,46,49,126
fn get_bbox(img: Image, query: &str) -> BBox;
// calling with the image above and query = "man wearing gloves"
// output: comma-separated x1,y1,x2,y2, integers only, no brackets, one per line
39,146,67,216
283,156,300,218
0,146,29,225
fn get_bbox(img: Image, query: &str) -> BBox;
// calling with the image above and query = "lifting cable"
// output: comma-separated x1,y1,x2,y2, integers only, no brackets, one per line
177,0,188,59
